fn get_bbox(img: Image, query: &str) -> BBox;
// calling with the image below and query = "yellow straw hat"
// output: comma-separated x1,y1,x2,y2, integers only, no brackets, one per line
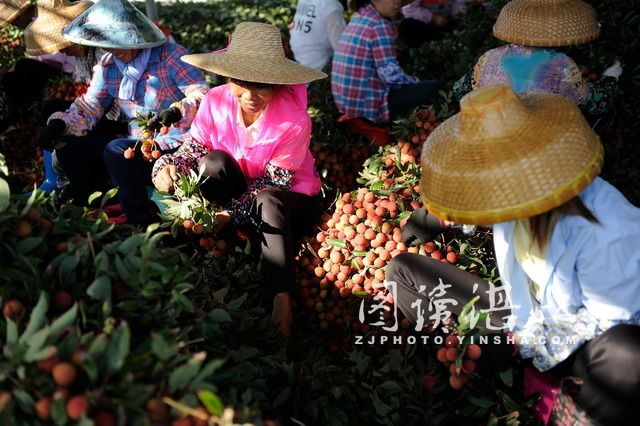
181,22,327,85
493,0,600,47
24,0,93,56
0,0,32,28
419,85,603,225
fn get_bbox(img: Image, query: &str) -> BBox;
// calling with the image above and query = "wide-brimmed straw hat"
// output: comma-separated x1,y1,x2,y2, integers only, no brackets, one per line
62,0,166,49
24,0,93,56
493,0,600,47
181,22,327,85
1,0,32,28
419,85,603,225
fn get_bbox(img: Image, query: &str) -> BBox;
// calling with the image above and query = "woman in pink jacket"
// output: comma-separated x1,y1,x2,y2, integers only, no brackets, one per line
152,22,327,337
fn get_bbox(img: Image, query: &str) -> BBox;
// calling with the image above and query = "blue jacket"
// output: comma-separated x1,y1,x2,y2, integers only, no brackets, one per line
493,177,640,370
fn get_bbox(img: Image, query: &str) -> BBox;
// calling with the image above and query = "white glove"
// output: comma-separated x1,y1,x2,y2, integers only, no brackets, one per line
602,60,622,79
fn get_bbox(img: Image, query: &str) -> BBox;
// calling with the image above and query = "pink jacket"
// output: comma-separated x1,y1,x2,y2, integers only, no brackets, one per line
190,83,321,196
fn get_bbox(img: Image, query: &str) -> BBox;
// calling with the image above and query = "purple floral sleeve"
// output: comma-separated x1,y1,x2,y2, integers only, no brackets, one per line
151,136,210,184
226,163,294,225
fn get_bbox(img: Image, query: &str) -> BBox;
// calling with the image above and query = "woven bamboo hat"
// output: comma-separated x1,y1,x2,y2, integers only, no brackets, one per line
24,0,93,56
493,0,600,47
1,0,32,28
181,22,327,85
419,85,603,225
62,0,166,49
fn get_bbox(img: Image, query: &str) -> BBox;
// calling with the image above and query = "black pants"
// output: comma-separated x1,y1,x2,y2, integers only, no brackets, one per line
388,80,444,122
386,252,640,425
198,150,316,298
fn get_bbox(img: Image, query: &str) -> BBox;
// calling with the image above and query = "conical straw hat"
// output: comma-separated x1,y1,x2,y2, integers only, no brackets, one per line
181,22,327,85
62,0,166,49
25,0,94,56
493,0,600,47
0,0,32,28
420,85,603,225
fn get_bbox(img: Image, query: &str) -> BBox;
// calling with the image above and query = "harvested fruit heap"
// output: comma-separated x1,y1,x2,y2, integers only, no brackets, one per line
0,116,42,190
44,78,88,102
0,76,88,191
310,141,372,196
292,107,484,352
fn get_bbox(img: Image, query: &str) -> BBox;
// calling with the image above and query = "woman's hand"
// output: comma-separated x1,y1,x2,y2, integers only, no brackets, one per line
214,211,232,235
155,165,179,193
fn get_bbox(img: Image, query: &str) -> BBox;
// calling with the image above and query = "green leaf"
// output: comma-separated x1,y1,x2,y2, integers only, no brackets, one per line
88,191,103,205
171,291,193,310
273,386,290,408
326,238,347,248
226,293,247,310
100,188,119,207
24,324,48,351
16,237,43,254
88,333,108,359
83,357,99,382
25,344,57,363
94,250,110,273
18,292,48,345
465,391,497,408
87,275,112,302
118,234,145,254
498,390,524,414
11,389,34,413
5,318,18,345
193,359,225,386
0,178,9,212
106,323,130,372
207,308,232,323
59,255,80,273
151,333,177,361
114,254,132,281
49,303,78,338
498,366,513,387
198,390,224,417
380,380,403,394
51,396,68,425
77,417,94,426
169,357,202,393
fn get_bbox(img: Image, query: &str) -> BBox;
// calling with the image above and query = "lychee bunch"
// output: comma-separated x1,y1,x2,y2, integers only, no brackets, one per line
124,128,164,161
125,111,167,161
436,334,482,389
433,296,489,390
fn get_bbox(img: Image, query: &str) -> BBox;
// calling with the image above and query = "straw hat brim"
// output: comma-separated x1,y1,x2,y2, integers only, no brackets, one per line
493,0,601,47
181,52,327,85
420,87,604,225
0,0,32,28
25,1,94,56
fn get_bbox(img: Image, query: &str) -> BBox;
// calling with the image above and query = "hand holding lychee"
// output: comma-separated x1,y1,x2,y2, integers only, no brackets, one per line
148,106,182,131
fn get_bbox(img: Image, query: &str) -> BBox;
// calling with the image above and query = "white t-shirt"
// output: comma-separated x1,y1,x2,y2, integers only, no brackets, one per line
289,0,346,71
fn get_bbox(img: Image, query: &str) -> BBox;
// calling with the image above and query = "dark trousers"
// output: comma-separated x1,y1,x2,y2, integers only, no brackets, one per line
388,80,444,121
103,138,165,226
386,252,640,425
198,150,316,298
57,135,164,226
55,134,113,205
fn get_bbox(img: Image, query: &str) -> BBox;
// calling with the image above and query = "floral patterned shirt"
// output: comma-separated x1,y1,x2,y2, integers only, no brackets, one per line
453,44,618,116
